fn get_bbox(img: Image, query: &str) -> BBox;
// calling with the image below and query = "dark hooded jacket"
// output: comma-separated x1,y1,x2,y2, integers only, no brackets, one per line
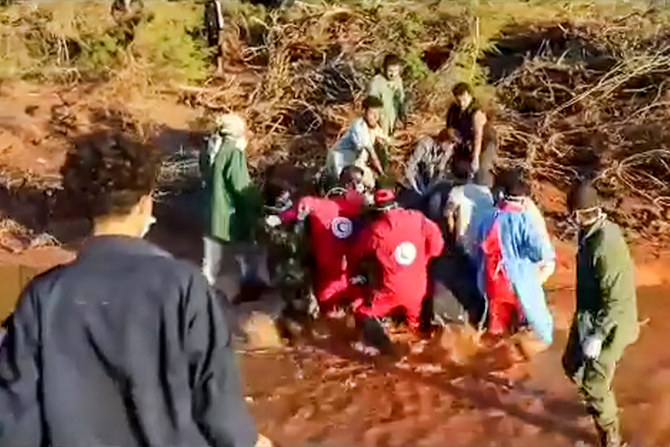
0,236,257,447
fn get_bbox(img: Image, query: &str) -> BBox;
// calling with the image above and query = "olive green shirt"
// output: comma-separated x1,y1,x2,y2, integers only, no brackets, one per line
575,218,639,351
367,74,405,136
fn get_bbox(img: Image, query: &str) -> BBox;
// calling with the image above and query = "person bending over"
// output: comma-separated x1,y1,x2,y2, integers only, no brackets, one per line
350,189,444,353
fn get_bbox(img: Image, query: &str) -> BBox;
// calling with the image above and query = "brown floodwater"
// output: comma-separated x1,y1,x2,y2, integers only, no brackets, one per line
240,286,670,447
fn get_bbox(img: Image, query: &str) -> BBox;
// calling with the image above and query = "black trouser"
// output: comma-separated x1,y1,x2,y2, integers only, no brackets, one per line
430,244,485,326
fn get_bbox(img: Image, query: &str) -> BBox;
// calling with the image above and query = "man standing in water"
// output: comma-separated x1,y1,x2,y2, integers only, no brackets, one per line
0,132,263,447
367,54,407,137
446,82,497,187
563,181,639,447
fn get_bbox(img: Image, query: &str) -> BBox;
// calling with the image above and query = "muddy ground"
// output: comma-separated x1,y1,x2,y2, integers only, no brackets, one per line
1,80,669,447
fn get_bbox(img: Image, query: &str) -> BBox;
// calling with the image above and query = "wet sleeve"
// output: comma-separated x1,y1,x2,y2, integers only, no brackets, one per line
591,241,629,340
0,285,42,446
423,217,445,258
185,273,257,447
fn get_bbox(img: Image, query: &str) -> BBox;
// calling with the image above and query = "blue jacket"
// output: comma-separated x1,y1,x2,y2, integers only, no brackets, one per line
474,201,555,344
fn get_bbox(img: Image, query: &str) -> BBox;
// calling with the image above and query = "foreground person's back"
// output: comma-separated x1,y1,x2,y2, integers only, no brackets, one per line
0,132,257,447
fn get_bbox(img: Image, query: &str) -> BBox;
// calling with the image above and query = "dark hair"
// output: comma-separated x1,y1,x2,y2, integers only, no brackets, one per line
567,179,601,212
362,96,384,111
452,82,472,98
383,54,402,71
340,165,364,187
61,131,161,219
495,167,530,198
436,128,457,143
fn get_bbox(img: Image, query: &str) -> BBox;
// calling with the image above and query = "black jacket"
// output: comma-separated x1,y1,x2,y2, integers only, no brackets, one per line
0,236,257,447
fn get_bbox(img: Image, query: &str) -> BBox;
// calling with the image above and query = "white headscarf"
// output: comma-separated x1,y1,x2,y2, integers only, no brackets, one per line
207,113,248,165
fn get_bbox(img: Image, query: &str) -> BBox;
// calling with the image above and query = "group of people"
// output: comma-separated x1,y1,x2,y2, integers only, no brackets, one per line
198,53,640,447
0,54,639,447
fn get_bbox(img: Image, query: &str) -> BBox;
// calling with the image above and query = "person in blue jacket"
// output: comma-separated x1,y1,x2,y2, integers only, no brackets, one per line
473,168,555,347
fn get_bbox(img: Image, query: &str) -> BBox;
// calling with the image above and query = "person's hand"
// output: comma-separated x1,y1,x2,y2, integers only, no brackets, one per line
350,275,367,285
265,215,282,228
582,335,603,359
255,434,275,447
297,202,311,220
470,157,480,174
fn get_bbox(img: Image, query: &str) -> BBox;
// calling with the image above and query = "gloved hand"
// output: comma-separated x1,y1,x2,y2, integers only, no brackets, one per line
582,335,603,359
350,275,367,285
265,214,282,228
297,202,311,220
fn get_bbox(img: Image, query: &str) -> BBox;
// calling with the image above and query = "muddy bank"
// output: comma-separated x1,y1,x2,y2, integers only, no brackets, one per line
241,286,670,447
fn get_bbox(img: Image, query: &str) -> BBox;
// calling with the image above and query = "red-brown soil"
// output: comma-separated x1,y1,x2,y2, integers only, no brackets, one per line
0,81,668,447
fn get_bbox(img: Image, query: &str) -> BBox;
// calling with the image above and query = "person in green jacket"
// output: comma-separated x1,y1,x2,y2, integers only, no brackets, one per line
200,113,260,286
563,181,639,447
367,54,406,137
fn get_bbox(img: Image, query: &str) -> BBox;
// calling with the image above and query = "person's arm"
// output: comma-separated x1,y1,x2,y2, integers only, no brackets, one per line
349,225,376,273
351,121,383,175
471,110,487,172
0,285,43,446
184,272,259,447
395,82,407,126
423,217,445,259
366,75,381,98
405,139,427,192
520,212,556,268
525,199,555,283
227,148,261,237
591,238,632,341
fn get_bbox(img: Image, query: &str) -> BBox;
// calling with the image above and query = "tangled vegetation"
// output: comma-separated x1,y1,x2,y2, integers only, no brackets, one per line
1,0,670,240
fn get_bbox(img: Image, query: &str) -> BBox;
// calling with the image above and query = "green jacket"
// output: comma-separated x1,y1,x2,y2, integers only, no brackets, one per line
367,74,405,136
200,136,260,242
565,218,639,376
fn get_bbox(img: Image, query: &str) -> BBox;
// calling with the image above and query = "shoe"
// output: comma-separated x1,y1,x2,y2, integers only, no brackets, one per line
360,317,393,354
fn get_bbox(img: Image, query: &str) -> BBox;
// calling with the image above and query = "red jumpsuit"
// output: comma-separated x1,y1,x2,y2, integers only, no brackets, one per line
481,218,523,335
282,192,364,310
351,208,444,331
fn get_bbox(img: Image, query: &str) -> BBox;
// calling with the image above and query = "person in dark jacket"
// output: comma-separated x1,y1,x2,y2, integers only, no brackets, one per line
563,181,639,447
0,131,261,447
446,82,497,187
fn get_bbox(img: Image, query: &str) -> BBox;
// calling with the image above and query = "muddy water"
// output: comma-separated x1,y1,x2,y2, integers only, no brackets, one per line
241,286,670,447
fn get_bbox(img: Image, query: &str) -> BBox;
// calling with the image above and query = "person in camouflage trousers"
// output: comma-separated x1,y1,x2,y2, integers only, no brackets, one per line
563,181,639,447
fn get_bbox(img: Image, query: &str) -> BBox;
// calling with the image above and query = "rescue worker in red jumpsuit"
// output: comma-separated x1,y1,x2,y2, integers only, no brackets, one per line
281,166,366,313
351,189,444,351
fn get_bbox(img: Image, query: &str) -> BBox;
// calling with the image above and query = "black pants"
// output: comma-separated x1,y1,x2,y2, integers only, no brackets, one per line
429,244,485,326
